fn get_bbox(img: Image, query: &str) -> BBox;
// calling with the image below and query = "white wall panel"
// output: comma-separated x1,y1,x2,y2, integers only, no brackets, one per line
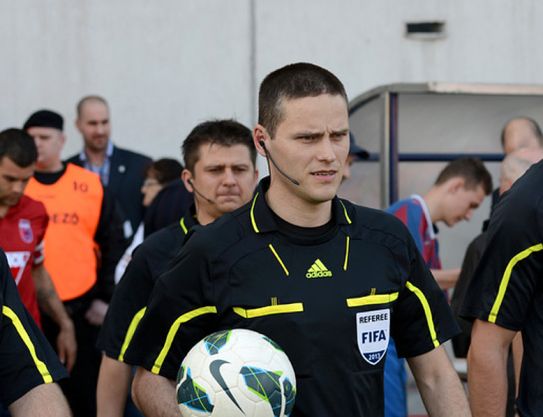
2,0,543,161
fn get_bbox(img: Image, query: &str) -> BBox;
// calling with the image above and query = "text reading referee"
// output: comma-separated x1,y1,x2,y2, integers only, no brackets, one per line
125,63,470,417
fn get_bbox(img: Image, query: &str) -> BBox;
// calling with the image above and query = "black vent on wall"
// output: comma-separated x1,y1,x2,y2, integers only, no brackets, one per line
405,21,446,39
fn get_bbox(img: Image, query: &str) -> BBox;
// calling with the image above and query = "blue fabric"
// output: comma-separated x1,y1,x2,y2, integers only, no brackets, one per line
384,339,407,417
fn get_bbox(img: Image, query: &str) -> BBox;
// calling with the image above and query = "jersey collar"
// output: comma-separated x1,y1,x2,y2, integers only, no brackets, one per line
249,177,352,234
409,194,436,240
179,204,198,234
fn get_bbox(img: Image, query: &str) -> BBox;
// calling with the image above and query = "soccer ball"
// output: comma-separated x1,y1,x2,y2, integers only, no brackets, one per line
176,328,296,417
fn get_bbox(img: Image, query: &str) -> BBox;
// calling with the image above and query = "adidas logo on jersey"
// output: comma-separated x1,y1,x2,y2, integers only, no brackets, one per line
306,259,332,278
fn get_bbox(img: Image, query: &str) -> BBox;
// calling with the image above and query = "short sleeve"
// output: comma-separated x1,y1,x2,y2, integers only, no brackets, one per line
0,250,67,405
123,233,217,379
32,204,48,266
461,196,543,331
391,236,459,358
97,242,154,359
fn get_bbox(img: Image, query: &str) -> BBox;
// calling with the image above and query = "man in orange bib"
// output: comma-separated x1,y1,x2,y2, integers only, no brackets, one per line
24,109,125,417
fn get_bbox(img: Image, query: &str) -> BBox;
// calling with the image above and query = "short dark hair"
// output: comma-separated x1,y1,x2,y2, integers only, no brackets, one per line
435,158,493,195
182,119,256,173
145,158,183,185
500,117,543,147
0,128,38,167
258,62,348,137
77,95,109,118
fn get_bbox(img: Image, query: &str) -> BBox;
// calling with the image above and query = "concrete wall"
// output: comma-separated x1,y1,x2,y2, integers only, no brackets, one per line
2,0,543,160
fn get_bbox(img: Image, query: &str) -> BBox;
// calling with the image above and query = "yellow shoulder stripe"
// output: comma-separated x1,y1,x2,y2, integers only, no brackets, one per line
2,306,53,383
343,235,350,271
405,282,439,348
179,217,188,234
151,306,217,374
346,292,399,307
268,244,289,276
339,200,352,224
233,303,304,318
488,243,543,323
118,307,147,362
250,193,260,233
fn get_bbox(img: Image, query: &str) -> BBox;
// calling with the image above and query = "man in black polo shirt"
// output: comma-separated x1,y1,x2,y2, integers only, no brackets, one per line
127,63,469,417
0,248,70,416
95,119,258,417
462,159,543,417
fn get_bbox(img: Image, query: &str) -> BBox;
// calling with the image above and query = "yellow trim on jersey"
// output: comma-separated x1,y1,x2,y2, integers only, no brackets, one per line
233,303,304,318
405,282,439,348
339,200,352,224
250,193,260,233
268,244,289,276
118,307,147,362
346,292,399,307
488,243,543,323
151,306,218,374
343,235,350,271
2,306,53,383
179,217,188,234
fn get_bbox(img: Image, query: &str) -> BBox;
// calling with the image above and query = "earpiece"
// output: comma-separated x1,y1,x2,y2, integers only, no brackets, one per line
259,139,300,186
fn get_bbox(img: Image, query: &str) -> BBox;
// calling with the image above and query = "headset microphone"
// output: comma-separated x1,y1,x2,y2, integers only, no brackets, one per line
259,141,300,186
188,179,214,204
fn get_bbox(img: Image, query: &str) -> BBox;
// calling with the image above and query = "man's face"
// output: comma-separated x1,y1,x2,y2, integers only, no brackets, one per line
0,157,35,207
141,176,163,207
76,101,111,152
185,143,258,222
503,119,541,155
26,127,65,168
261,94,349,204
442,183,486,227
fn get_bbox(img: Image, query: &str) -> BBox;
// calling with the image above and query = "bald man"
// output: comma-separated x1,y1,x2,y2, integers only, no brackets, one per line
491,117,543,212
500,117,543,155
499,147,543,193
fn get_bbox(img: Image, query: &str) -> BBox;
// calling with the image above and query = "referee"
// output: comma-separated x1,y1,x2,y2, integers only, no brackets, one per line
126,63,469,417
0,248,70,416
95,119,258,417
462,156,543,417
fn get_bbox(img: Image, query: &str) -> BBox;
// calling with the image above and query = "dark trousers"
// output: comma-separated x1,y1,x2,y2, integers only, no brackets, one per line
42,300,101,417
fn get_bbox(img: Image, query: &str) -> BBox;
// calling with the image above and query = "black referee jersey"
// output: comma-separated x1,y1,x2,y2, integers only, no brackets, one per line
97,209,198,360
462,160,543,417
125,178,459,417
0,249,66,406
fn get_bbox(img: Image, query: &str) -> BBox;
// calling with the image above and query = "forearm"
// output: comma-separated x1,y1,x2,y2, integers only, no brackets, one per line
132,367,179,417
468,321,512,417
408,346,470,417
9,383,71,417
32,265,77,370
431,268,460,290
418,364,470,416
97,355,131,417
33,266,71,329
511,332,523,398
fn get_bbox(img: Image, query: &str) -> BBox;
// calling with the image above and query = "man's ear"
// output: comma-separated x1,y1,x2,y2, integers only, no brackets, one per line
181,169,194,193
447,177,465,194
253,124,268,157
